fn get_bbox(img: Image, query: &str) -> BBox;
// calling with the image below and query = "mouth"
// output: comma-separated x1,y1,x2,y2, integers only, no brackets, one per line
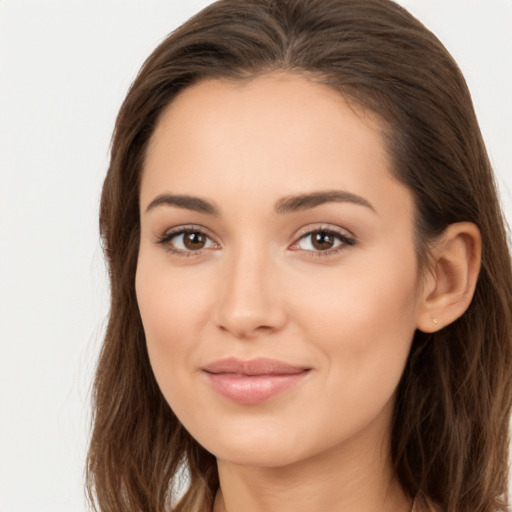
202,357,311,405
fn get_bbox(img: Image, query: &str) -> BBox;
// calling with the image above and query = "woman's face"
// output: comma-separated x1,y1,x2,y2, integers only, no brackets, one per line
136,72,425,467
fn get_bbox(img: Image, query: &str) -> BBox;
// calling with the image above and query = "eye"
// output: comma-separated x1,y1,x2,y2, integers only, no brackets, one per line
291,227,356,256
156,227,219,256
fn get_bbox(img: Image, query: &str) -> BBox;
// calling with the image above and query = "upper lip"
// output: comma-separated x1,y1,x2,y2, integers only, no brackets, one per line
202,357,309,376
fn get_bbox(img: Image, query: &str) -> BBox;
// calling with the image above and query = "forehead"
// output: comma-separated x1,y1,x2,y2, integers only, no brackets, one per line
141,72,412,222
146,72,386,165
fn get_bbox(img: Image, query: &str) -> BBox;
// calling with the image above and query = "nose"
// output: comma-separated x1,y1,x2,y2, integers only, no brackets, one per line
213,244,288,339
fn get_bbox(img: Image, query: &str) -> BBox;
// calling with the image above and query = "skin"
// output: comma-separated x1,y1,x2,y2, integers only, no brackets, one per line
136,72,479,512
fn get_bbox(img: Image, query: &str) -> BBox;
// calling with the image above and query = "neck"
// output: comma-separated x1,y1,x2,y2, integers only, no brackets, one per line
213,407,411,512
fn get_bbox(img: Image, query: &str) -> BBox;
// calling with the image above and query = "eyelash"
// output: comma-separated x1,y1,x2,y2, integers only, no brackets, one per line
291,226,356,259
155,224,357,259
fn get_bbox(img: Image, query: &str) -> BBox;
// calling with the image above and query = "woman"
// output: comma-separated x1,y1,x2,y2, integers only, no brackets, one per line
86,0,512,511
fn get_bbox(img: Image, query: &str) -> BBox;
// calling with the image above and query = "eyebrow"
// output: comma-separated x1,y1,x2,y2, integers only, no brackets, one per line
146,194,219,215
275,190,376,215
145,190,376,215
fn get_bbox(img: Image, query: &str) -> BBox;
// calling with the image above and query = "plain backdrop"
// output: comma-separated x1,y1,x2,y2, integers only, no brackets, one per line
0,1,511,511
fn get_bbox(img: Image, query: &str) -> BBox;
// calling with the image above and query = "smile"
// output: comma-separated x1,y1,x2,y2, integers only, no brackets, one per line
202,357,311,405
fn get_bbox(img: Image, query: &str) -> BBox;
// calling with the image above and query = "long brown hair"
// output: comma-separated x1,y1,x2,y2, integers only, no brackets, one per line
87,1,512,511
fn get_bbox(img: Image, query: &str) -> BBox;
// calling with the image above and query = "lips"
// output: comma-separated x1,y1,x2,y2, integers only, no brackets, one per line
202,357,310,405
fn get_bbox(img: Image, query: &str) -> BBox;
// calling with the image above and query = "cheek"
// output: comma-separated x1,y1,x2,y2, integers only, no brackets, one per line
291,249,419,386
284,255,419,447
301,240,418,326
135,256,211,395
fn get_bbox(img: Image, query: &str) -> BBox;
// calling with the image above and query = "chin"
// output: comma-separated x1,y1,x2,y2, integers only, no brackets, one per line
188,420,323,469
213,443,307,468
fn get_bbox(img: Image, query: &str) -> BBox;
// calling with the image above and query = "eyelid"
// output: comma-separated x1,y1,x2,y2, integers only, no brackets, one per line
155,224,220,256
293,223,356,242
154,223,357,258
289,224,357,257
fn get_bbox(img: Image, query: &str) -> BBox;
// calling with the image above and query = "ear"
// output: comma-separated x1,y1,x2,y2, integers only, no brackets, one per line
416,222,481,333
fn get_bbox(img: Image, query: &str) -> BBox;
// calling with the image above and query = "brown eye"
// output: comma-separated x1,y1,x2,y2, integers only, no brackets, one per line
183,231,207,250
158,228,217,255
311,231,336,250
292,228,356,256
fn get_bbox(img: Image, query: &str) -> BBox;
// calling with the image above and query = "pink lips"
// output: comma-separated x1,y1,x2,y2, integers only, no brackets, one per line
202,357,310,405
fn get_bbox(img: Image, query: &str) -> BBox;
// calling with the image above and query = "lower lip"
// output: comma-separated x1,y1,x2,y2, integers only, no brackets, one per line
204,371,310,405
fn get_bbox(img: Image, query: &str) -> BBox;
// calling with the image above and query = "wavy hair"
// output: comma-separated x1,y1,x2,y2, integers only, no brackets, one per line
87,1,512,511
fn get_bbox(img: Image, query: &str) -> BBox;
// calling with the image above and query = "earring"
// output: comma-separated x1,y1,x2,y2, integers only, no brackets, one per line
432,318,439,325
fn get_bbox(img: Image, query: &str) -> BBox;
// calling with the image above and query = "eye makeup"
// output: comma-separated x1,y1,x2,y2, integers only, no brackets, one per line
155,223,357,259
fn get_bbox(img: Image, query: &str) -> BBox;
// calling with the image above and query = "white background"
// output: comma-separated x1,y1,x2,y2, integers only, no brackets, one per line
0,1,511,511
